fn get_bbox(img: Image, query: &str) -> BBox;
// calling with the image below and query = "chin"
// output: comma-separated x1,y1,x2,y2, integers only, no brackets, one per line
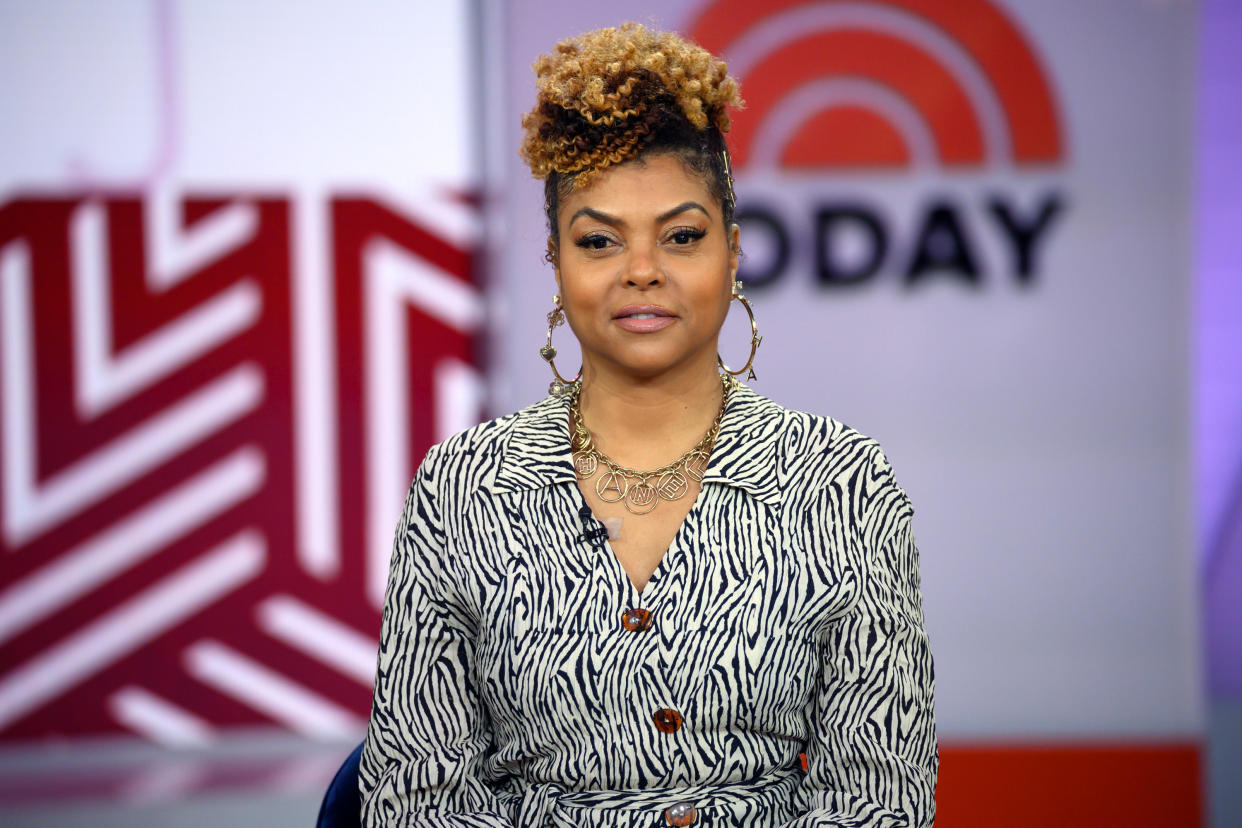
614,351,705,379
615,360,676,379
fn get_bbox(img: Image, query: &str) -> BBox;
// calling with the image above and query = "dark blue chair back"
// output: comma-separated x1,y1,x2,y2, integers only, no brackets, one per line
316,742,364,828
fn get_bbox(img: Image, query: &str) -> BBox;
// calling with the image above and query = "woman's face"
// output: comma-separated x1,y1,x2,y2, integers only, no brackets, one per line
553,152,740,382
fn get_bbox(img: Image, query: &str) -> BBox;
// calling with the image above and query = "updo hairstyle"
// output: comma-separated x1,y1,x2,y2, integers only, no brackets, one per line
518,23,744,253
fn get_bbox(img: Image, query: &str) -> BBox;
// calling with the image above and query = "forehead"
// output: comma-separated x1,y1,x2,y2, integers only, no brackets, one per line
559,153,717,218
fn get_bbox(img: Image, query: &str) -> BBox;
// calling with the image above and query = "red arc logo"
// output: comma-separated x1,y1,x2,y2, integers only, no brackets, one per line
687,0,1065,169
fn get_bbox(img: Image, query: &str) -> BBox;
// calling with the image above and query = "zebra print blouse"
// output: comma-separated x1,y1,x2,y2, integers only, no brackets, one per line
360,381,937,826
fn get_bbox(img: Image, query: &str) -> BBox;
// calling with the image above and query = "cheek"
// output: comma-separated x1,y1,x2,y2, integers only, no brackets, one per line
703,277,733,324
716,295,733,331
559,276,608,332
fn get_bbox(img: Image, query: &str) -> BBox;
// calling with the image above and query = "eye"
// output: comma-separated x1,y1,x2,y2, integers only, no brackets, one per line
666,227,707,246
574,233,614,251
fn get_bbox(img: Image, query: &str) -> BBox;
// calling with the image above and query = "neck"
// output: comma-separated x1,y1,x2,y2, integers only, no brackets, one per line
573,354,728,471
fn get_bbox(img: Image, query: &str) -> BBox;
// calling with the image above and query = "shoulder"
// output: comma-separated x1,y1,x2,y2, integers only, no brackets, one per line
739,386,912,535
412,392,563,484
736,385,897,488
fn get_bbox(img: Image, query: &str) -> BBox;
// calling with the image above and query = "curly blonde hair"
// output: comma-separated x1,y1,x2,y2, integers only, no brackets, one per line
519,23,744,241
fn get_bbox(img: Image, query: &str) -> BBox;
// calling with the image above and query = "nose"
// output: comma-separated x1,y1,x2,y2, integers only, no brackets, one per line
625,245,664,288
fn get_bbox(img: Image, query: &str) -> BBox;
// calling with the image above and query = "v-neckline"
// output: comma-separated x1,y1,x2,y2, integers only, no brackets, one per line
554,383,741,605
568,477,709,605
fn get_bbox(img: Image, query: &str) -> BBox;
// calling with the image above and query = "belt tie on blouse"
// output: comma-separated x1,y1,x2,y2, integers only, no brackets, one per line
510,759,807,827
513,779,568,827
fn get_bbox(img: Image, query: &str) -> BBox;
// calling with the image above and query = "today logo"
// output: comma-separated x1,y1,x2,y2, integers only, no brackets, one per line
687,0,1067,290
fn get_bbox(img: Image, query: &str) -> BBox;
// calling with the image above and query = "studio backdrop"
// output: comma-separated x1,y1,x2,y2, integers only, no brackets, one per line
0,0,1203,824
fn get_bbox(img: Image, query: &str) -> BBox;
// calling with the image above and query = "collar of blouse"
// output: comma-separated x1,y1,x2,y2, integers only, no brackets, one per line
490,381,783,506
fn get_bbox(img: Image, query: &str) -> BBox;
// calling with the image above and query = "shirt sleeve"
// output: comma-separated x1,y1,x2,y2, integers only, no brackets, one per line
359,443,514,827
779,443,938,827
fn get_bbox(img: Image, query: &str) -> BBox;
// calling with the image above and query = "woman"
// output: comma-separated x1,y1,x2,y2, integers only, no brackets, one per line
360,23,936,828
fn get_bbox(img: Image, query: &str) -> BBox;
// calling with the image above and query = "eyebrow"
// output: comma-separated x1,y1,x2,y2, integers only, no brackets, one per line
567,201,711,230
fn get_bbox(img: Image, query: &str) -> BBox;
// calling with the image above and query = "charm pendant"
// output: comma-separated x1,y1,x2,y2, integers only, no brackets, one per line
684,449,710,482
572,452,598,477
624,480,658,514
597,470,628,502
656,470,689,500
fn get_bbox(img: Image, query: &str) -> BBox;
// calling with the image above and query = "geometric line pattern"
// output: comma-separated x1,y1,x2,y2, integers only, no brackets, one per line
0,192,480,743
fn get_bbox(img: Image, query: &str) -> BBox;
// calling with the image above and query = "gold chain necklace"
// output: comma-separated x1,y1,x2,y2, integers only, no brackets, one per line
568,374,734,514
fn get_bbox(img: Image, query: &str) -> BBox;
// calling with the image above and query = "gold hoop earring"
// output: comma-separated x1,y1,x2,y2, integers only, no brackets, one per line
717,278,761,382
540,293,581,396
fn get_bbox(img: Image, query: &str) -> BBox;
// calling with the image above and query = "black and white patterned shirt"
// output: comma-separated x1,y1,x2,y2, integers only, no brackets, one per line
360,381,937,827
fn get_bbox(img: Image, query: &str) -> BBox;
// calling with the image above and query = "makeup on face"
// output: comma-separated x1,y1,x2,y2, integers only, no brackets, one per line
552,154,737,378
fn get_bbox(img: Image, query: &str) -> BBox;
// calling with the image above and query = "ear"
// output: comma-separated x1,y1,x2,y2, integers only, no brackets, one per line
728,222,741,277
545,237,562,288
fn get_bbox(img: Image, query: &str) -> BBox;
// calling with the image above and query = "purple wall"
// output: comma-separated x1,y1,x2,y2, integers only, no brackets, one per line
1198,0,1242,699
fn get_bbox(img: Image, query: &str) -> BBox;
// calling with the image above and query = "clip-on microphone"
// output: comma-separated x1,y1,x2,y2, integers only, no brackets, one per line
577,505,610,549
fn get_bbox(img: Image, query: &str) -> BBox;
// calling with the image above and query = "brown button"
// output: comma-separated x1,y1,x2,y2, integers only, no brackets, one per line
664,801,696,826
652,708,683,733
620,607,653,631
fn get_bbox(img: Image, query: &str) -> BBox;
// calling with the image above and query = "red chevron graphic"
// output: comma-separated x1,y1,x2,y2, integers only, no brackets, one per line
0,192,480,742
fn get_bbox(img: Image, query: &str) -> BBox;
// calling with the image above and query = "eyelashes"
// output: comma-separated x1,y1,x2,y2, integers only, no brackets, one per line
572,227,708,251
667,228,707,245
574,234,613,251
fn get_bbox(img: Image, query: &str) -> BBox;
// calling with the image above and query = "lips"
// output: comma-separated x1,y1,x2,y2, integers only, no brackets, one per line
613,304,675,320
613,304,677,333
